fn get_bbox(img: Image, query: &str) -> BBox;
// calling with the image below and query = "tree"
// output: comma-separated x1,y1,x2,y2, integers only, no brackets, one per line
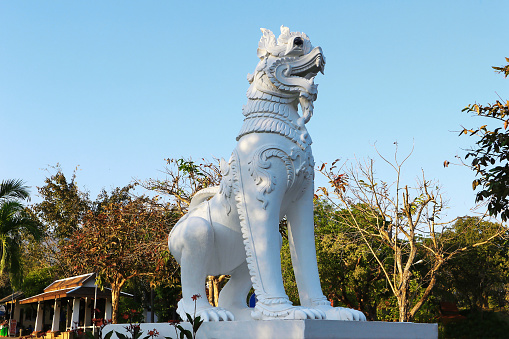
21,267,55,297
61,186,177,323
30,169,182,322
140,158,220,216
318,148,504,322
315,202,392,320
460,58,509,220
27,166,92,279
0,179,42,289
31,165,91,241
437,217,509,311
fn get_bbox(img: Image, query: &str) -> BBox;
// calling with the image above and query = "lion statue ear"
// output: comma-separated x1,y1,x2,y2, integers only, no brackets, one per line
257,28,276,59
278,25,291,44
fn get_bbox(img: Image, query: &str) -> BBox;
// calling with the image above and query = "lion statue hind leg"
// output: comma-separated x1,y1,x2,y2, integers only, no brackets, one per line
169,206,234,322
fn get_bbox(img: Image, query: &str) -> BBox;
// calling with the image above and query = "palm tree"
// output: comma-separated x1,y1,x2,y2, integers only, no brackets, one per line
0,179,42,288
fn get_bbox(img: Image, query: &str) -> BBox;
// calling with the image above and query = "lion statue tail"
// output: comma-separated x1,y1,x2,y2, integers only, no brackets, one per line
188,186,220,211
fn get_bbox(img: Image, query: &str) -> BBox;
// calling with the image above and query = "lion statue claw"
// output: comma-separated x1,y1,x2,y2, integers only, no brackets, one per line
169,26,366,322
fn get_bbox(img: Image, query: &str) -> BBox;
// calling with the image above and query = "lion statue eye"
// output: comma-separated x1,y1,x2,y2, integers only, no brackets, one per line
293,37,304,47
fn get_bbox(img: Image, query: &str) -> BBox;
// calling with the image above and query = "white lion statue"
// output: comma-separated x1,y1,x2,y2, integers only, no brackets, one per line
168,26,366,322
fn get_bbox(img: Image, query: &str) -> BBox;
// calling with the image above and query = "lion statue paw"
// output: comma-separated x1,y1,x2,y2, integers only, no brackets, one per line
177,300,235,322
251,301,326,320
313,304,366,321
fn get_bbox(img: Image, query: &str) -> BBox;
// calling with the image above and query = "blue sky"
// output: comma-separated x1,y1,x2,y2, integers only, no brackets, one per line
1,1,508,220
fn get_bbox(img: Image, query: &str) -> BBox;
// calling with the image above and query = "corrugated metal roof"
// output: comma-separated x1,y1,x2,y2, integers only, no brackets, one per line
19,273,133,304
0,291,24,303
20,288,75,304
19,273,95,304
44,273,95,292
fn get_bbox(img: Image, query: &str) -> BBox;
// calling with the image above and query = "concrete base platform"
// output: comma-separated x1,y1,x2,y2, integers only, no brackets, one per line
104,320,437,339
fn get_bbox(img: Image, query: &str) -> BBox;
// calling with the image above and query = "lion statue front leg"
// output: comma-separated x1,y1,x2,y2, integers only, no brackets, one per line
285,188,367,321
226,145,326,321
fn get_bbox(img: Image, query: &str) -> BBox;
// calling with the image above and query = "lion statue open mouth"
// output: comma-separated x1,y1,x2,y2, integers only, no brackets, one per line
168,26,366,322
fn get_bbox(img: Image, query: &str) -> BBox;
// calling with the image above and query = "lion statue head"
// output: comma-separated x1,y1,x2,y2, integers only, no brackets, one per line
247,25,325,127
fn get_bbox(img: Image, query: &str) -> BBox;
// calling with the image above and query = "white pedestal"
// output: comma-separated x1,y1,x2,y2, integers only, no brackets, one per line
104,320,438,339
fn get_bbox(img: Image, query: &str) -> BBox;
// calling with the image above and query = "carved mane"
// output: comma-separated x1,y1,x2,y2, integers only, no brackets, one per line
238,26,325,151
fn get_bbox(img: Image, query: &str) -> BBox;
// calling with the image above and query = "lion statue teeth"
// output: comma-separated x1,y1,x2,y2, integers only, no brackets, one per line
168,25,366,322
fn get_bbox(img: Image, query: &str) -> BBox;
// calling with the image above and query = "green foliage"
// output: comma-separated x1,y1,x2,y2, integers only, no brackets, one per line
313,202,390,320
118,298,145,324
0,179,30,202
26,164,184,323
153,283,181,321
404,277,439,323
96,185,134,209
442,310,509,339
59,184,178,323
375,296,399,322
138,157,221,217
21,267,55,297
0,179,42,289
31,166,91,240
437,217,509,310
317,154,507,322
280,240,300,305
118,276,181,322
176,159,206,178
119,308,145,325
461,58,509,220
22,167,92,281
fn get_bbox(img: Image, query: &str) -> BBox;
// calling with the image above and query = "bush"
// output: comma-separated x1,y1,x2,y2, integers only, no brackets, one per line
441,310,509,338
